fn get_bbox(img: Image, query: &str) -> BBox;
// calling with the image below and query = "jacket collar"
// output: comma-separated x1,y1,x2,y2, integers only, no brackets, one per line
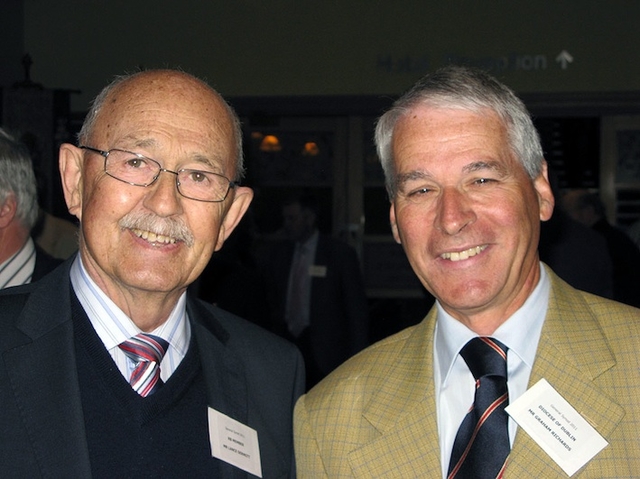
349,311,442,476
349,268,625,477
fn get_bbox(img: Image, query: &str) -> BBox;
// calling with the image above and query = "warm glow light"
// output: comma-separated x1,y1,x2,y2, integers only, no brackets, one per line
302,141,319,156
260,134,281,152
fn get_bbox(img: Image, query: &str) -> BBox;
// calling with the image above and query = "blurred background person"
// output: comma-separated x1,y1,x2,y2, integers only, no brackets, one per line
626,217,640,251
538,169,613,298
0,127,62,289
561,189,640,307
32,202,78,260
193,207,270,328
19,131,79,260
261,192,369,389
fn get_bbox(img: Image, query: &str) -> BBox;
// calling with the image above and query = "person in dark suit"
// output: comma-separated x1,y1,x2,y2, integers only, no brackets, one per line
538,169,613,298
0,127,62,289
561,189,640,307
0,69,304,477
262,194,369,389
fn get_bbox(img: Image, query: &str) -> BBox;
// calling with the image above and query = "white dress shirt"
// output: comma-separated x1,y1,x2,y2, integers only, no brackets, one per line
70,255,190,383
0,237,36,289
434,263,550,478
285,230,319,336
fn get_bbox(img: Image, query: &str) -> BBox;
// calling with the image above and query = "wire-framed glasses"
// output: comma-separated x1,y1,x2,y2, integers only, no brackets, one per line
79,146,237,202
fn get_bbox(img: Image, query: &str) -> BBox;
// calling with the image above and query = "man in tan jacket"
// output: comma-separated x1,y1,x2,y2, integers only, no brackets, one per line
294,66,640,478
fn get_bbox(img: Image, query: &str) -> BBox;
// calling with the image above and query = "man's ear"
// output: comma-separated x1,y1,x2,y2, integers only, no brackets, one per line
59,143,84,221
214,186,254,251
535,161,555,222
0,194,17,228
390,202,402,244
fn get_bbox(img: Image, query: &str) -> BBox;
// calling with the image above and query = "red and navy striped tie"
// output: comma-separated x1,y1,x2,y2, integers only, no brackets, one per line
118,333,169,397
448,337,510,479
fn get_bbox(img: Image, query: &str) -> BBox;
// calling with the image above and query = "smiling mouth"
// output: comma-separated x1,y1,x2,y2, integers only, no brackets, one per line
131,228,178,245
440,245,487,262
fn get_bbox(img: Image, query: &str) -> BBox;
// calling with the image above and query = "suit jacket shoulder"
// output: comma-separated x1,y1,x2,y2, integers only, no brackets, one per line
295,266,640,478
295,313,441,477
182,298,306,478
0,259,93,477
506,268,640,478
0,260,305,478
32,244,64,282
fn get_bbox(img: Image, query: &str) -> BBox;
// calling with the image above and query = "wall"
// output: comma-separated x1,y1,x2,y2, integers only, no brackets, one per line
12,0,640,112
1,1,25,88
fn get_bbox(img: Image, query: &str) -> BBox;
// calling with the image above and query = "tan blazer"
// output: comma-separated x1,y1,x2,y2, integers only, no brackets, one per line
294,266,640,478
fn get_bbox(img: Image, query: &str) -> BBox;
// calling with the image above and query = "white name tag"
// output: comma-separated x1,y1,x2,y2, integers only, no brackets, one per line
506,378,608,476
208,407,262,477
309,265,327,277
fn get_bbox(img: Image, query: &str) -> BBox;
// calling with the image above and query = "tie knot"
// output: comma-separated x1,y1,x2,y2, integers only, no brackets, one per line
460,337,508,380
119,333,169,365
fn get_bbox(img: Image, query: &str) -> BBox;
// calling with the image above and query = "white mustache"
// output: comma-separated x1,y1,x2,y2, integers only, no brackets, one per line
119,212,195,247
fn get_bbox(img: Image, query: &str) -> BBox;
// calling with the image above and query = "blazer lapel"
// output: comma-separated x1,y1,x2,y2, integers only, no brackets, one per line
189,300,250,479
191,302,247,423
506,270,625,477
343,269,626,478
3,263,92,477
348,312,442,477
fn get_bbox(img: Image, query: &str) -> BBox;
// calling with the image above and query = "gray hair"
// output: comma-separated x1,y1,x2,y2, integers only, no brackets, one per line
0,128,39,230
374,65,544,197
77,69,246,180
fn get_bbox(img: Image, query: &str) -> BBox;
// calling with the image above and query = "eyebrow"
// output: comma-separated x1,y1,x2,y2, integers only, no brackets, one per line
398,161,504,179
396,170,433,185
462,160,505,174
121,136,157,150
395,160,506,189
119,136,223,172
189,154,222,172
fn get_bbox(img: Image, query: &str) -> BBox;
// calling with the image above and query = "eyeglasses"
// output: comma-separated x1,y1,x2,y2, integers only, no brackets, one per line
79,146,237,203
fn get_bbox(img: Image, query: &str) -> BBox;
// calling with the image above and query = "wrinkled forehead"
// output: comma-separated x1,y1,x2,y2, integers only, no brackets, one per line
92,72,236,155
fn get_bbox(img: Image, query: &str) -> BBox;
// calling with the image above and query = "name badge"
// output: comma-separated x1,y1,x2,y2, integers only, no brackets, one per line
309,265,327,277
506,378,608,476
208,407,262,477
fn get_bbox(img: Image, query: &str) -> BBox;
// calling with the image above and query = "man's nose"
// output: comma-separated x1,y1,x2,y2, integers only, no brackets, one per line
434,187,476,235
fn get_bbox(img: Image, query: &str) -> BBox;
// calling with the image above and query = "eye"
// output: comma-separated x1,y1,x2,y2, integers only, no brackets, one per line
401,185,436,204
124,157,148,169
474,177,497,186
408,187,431,197
398,180,434,198
186,170,211,184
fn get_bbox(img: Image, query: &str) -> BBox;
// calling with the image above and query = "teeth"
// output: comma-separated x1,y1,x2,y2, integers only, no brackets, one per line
132,228,177,245
441,245,486,262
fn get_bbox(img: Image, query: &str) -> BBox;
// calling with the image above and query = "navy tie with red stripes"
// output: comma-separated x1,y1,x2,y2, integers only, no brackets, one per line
448,337,510,479
118,333,169,397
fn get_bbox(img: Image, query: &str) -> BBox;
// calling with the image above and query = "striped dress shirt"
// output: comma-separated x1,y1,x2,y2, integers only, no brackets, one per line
0,238,36,289
69,255,190,383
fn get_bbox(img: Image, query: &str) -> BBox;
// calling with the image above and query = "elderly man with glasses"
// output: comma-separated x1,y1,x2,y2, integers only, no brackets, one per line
0,69,304,477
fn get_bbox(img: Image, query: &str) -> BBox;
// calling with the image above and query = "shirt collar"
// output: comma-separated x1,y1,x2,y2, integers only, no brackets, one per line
69,255,190,355
0,237,36,288
435,262,550,385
